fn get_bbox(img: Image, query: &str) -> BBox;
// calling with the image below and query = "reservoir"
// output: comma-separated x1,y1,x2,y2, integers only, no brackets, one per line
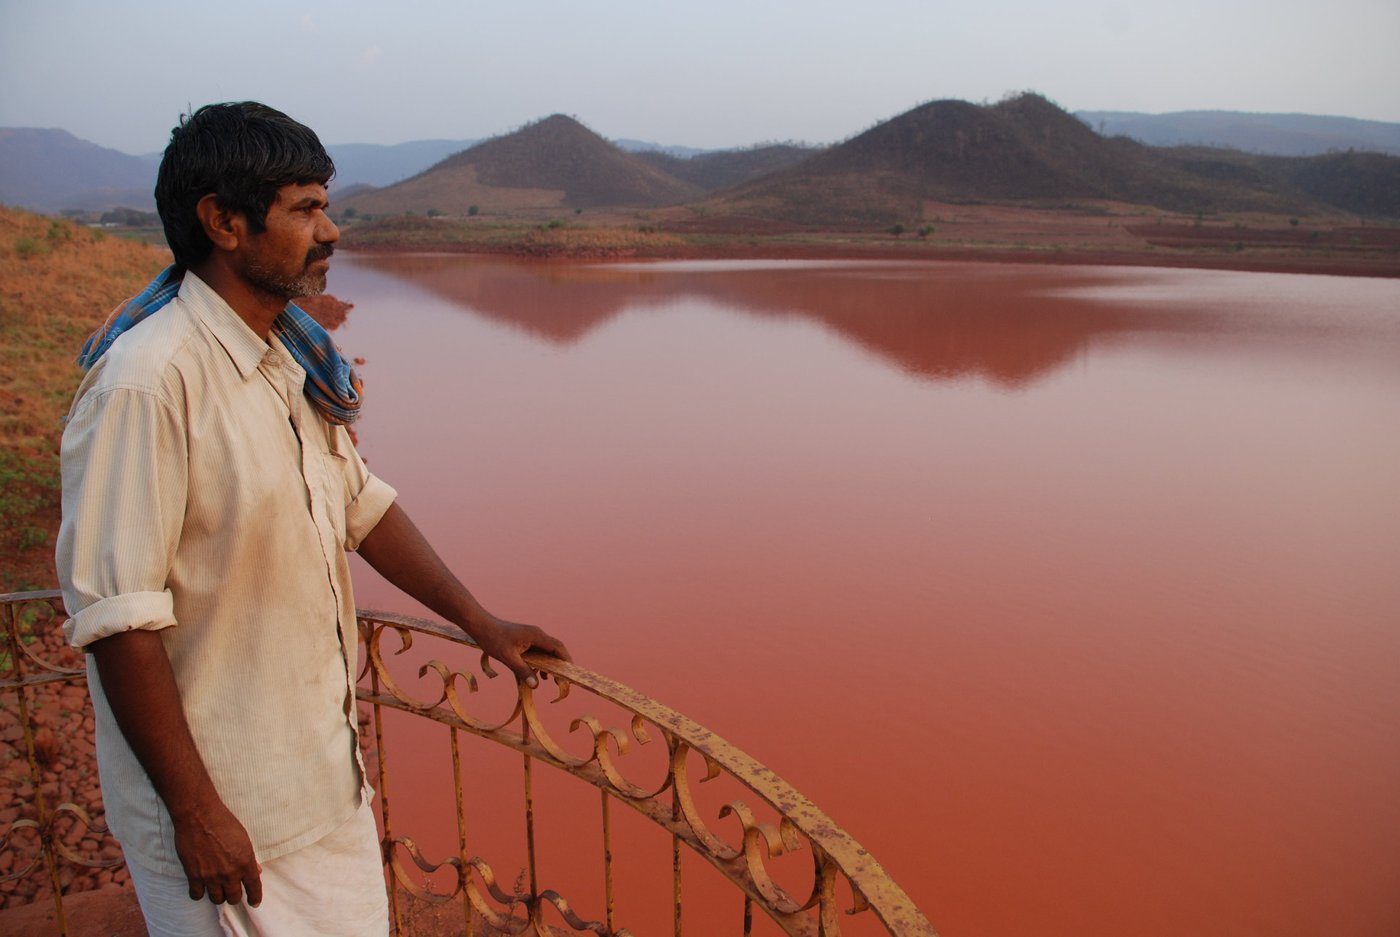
331,254,1400,937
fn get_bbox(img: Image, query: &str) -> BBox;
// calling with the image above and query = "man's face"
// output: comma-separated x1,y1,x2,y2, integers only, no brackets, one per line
239,182,339,301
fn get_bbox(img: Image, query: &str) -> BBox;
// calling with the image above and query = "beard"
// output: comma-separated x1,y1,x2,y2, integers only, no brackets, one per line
246,245,334,300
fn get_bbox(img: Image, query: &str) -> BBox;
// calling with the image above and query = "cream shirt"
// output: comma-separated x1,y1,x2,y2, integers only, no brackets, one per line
57,271,396,876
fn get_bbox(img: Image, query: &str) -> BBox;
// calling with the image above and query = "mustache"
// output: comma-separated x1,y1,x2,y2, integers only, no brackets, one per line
306,244,335,264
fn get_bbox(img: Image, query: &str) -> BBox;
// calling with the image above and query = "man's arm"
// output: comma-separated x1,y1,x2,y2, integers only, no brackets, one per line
60,386,259,905
89,632,263,906
356,502,571,685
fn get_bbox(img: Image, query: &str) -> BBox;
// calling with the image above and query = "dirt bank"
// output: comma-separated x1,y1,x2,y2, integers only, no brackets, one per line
340,203,1400,277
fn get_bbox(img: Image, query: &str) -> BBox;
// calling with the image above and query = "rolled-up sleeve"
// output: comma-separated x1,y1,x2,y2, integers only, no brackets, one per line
344,475,397,551
57,385,187,649
326,424,396,550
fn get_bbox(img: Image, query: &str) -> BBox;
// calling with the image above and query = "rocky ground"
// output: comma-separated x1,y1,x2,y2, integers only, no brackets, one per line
1,618,126,913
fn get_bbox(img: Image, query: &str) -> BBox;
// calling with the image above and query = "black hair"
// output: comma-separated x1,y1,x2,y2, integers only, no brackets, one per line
154,102,335,270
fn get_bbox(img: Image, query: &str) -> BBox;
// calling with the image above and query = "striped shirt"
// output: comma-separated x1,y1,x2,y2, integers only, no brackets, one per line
57,271,396,876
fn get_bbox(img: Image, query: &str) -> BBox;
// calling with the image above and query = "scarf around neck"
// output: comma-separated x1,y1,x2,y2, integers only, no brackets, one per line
78,265,362,425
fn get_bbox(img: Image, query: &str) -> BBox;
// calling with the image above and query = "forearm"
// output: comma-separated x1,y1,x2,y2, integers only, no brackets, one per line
89,630,224,822
89,629,261,904
356,501,492,637
357,501,572,682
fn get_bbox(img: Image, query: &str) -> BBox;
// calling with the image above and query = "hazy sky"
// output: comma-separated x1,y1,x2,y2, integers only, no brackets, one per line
3,0,1397,155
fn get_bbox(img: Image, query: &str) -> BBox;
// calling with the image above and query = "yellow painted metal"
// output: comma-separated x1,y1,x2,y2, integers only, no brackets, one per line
357,607,938,937
452,728,474,937
601,790,615,932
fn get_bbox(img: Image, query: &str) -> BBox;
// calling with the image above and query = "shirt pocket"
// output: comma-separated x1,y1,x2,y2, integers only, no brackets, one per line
313,427,352,546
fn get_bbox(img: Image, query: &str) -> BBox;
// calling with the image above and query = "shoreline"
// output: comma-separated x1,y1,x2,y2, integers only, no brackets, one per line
341,234,1400,278
338,207,1400,278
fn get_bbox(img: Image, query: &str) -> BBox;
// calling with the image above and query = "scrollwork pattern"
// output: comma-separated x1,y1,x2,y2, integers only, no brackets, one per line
355,609,936,937
1,594,82,683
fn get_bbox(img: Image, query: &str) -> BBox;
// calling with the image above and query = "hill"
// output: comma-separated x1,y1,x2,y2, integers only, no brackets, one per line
1156,146,1400,219
1267,150,1400,218
701,94,1177,224
700,94,1400,226
342,115,699,216
614,139,710,158
326,138,477,188
0,205,170,591
1076,110,1400,157
636,144,818,191
0,128,156,212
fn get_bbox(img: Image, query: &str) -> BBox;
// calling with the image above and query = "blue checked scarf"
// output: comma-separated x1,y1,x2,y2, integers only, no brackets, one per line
78,265,362,425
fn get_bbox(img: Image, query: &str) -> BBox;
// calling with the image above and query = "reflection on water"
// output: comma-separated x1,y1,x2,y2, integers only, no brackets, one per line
347,254,1224,387
332,255,1400,937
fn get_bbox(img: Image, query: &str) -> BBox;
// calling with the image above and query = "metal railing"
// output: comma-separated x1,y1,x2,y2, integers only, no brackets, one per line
0,590,124,930
2,591,936,936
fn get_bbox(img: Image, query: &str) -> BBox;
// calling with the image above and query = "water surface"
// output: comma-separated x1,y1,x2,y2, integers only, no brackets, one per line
331,255,1400,937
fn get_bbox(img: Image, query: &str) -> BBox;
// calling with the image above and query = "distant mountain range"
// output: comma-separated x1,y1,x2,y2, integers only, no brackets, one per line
327,139,476,189
342,96,1400,223
0,128,158,212
1075,111,1400,157
0,129,756,213
0,131,482,212
3,100,1398,218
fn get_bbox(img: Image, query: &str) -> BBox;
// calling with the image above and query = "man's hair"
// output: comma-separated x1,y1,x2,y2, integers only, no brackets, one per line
155,102,335,270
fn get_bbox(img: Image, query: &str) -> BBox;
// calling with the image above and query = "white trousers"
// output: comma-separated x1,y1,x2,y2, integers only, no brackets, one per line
125,799,389,937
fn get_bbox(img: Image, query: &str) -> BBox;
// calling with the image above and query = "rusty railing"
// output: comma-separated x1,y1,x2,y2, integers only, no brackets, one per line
2,590,936,936
1,590,123,929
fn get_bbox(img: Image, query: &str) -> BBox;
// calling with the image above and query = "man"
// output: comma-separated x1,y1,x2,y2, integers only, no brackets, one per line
56,101,570,936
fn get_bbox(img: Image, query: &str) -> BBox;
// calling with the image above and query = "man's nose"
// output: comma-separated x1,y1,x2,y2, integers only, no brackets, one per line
318,213,340,244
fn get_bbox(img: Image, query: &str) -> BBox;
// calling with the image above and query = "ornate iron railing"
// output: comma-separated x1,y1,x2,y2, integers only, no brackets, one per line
2,591,936,936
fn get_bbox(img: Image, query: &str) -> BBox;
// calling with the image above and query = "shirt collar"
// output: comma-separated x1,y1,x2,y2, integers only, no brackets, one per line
179,271,279,381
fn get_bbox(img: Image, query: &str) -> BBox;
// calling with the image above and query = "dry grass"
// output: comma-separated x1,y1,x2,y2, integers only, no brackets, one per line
0,205,169,592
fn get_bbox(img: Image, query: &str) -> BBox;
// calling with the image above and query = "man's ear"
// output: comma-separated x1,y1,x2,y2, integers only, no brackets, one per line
195,193,244,253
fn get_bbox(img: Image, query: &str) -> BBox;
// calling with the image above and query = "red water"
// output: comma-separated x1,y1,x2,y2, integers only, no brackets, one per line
331,255,1400,937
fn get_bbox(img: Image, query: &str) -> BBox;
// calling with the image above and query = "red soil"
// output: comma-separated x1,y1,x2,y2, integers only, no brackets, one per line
296,293,354,331
352,203,1400,277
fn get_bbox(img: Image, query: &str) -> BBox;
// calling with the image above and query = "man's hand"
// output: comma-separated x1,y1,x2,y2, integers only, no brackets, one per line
90,629,263,906
173,805,263,906
467,615,572,688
